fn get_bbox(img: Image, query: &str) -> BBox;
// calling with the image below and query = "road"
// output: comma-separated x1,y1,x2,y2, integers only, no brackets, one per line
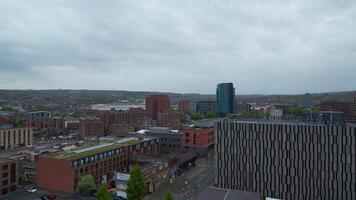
144,159,215,200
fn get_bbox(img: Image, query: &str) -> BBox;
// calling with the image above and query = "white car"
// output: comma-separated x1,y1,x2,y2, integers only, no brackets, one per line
27,187,37,193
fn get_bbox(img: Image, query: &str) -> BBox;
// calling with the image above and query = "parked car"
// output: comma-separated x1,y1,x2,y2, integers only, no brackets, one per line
27,187,37,193
47,193,57,200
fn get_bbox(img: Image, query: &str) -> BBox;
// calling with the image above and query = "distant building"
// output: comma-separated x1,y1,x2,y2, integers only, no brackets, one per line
36,136,159,193
236,102,252,114
269,109,284,120
64,116,80,130
216,83,236,115
195,101,217,115
48,117,65,129
145,95,170,121
157,112,181,130
0,159,19,195
319,101,356,123
301,93,313,108
178,100,191,113
26,111,51,129
100,108,152,134
215,120,356,200
320,93,331,103
0,127,33,150
79,117,104,137
148,127,182,152
307,111,345,124
182,119,215,158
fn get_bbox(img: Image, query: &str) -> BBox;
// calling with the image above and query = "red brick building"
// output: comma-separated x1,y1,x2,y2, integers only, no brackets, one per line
36,137,159,193
48,117,65,129
0,159,19,195
178,100,191,113
26,111,51,129
0,117,9,126
319,101,356,123
182,120,215,158
79,118,104,137
100,108,152,134
157,112,181,130
145,95,170,120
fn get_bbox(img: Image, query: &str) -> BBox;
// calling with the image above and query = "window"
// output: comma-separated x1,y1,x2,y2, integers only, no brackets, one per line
2,165,8,171
2,172,8,178
2,188,8,195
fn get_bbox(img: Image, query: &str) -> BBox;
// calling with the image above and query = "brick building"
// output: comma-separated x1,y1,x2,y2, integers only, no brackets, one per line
0,127,33,150
157,112,181,130
182,120,215,158
0,159,19,195
100,108,152,134
145,95,170,120
319,101,356,123
48,117,65,129
36,136,160,193
26,111,51,129
79,118,104,138
178,100,191,113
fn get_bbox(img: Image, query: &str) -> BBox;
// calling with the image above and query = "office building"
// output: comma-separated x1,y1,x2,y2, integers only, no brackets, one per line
215,120,356,200
237,103,252,114
0,127,33,150
320,101,356,123
79,117,104,137
145,95,170,121
157,112,181,130
307,111,345,125
26,111,51,129
148,127,182,152
178,100,191,113
0,159,18,195
216,83,236,115
100,108,152,134
36,136,160,193
182,119,215,158
301,93,313,108
195,101,218,115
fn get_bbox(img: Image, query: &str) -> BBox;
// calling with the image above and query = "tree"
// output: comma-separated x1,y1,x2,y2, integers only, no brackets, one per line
163,192,174,200
127,164,147,200
204,112,216,118
191,112,203,120
77,175,96,194
96,185,112,200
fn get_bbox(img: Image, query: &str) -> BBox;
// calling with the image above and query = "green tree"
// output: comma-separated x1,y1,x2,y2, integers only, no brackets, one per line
191,112,203,120
204,112,216,118
163,192,174,200
225,113,232,118
127,164,147,200
77,175,96,194
96,185,112,200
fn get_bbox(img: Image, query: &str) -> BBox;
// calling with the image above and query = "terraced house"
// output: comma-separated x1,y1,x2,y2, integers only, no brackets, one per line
36,136,159,193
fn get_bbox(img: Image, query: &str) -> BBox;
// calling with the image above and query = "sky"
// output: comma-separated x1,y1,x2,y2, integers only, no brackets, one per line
0,0,356,94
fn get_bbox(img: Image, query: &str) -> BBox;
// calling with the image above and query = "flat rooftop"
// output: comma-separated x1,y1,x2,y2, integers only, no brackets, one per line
50,136,156,160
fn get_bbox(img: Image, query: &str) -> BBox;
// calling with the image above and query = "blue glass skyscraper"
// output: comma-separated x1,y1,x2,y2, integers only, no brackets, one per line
216,83,236,115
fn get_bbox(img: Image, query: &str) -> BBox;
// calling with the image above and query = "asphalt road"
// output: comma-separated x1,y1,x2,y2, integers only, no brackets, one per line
1,188,96,200
144,159,215,200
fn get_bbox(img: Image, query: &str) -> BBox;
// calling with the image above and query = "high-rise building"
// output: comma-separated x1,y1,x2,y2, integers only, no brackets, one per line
215,120,356,200
145,95,170,120
301,93,313,108
178,100,191,113
216,83,236,115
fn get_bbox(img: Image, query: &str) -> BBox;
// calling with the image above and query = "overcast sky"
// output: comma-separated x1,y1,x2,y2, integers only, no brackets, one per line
0,0,356,94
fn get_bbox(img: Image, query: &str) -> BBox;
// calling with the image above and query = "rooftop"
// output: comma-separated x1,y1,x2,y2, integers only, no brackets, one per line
50,137,145,160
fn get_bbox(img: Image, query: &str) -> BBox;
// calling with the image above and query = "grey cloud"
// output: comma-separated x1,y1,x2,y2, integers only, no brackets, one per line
0,0,356,94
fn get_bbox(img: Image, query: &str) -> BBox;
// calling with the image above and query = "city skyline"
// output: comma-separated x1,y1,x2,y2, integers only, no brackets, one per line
1,1,356,94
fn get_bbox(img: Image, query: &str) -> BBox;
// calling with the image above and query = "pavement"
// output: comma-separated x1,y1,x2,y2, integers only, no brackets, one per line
144,158,215,200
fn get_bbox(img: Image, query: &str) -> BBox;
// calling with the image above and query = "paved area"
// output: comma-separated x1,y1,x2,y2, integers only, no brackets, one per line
144,159,215,200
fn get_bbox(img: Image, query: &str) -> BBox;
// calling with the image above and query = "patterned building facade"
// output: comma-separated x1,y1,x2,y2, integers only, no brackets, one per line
215,120,356,200
0,127,33,150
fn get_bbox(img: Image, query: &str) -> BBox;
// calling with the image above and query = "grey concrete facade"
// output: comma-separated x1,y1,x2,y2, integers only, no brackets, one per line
148,127,183,153
215,120,356,200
